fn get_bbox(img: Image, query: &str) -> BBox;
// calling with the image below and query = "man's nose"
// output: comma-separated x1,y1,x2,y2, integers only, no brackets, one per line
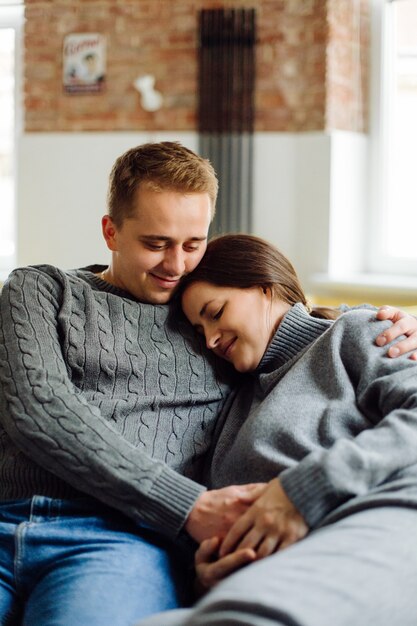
162,248,186,276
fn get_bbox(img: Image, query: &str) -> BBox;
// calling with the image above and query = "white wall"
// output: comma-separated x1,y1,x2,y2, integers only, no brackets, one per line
328,131,368,277
16,130,367,290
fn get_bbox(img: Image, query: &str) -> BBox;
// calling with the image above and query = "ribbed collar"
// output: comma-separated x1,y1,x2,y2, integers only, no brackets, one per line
257,303,334,373
71,266,143,302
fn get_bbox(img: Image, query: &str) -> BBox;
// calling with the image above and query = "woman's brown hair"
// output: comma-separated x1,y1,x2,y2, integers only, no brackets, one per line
179,234,339,320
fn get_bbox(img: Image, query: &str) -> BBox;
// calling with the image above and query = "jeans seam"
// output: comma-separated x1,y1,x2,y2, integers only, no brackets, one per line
14,522,28,592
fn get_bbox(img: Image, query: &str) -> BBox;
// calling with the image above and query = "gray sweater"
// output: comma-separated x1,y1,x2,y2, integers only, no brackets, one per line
208,303,417,529
0,264,233,538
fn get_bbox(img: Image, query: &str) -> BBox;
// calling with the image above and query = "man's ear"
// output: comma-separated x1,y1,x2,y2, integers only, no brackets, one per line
102,215,118,251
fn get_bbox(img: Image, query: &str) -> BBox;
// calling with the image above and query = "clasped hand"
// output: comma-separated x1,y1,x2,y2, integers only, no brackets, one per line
194,478,308,590
185,482,268,544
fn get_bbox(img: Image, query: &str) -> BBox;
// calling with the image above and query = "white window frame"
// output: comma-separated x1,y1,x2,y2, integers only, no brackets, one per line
368,0,417,277
0,2,23,280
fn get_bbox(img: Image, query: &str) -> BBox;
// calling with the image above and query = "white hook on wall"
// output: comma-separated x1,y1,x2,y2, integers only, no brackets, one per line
133,75,163,112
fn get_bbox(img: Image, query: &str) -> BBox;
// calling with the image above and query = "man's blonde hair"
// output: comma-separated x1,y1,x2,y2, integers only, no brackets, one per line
107,142,218,226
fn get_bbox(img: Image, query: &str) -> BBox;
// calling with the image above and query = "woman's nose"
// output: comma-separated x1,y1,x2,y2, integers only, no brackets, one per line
206,328,221,350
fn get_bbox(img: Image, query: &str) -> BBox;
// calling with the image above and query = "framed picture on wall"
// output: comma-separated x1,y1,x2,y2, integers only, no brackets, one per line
63,33,106,94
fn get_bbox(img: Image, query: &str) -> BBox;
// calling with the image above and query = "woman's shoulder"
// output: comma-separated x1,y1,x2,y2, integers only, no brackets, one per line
326,308,397,364
323,308,395,355
333,307,384,334
333,307,379,327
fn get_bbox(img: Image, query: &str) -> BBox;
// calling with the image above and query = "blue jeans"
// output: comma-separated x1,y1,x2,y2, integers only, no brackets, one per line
0,496,192,626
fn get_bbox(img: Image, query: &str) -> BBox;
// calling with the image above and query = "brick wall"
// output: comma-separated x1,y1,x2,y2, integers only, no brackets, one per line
24,0,370,133
326,0,369,132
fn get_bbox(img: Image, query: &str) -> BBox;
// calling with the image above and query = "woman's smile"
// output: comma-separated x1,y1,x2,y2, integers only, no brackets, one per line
182,282,290,372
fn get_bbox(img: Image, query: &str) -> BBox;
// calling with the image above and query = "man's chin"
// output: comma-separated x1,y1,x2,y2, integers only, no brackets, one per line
141,289,175,305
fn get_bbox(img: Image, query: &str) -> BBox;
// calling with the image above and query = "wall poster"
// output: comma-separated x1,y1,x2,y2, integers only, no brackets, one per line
63,33,106,94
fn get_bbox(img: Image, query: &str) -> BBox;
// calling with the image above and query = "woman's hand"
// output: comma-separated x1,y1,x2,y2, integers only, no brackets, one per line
195,536,256,591
185,483,268,544
376,306,417,359
219,478,309,560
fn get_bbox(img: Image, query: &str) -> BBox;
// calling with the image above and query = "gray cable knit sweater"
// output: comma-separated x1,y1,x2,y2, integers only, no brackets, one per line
0,264,233,538
208,303,417,528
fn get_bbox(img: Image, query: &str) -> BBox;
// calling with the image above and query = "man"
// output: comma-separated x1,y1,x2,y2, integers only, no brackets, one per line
0,142,263,626
0,141,414,626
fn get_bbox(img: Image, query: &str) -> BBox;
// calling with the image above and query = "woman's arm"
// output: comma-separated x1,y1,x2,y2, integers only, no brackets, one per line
278,310,417,529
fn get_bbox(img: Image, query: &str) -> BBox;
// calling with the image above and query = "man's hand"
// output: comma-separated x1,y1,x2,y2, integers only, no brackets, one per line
376,306,417,359
219,478,308,559
195,536,256,591
185,483,267,544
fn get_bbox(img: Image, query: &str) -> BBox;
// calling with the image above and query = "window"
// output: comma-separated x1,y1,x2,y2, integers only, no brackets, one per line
369,0,417,276
0,3,22,279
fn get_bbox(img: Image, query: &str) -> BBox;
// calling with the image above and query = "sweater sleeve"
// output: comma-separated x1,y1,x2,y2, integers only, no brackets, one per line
280,310,417,529
0,268,205,538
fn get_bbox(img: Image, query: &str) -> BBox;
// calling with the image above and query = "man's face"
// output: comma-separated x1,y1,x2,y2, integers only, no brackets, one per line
102,185,212,304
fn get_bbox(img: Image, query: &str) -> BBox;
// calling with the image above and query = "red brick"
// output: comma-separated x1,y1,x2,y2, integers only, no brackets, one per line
23,0,370,133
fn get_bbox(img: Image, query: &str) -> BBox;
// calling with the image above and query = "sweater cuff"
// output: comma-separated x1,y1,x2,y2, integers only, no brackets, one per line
279,458,344,529
140,465,206,539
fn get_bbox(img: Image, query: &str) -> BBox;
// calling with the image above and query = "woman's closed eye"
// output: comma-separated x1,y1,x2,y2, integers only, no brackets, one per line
212,305,225,321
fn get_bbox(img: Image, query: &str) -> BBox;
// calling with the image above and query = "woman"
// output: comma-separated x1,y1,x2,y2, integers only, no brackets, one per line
139,233,417,626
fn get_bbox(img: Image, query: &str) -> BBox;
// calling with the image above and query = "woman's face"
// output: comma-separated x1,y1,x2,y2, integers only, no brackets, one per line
182,281,290,372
